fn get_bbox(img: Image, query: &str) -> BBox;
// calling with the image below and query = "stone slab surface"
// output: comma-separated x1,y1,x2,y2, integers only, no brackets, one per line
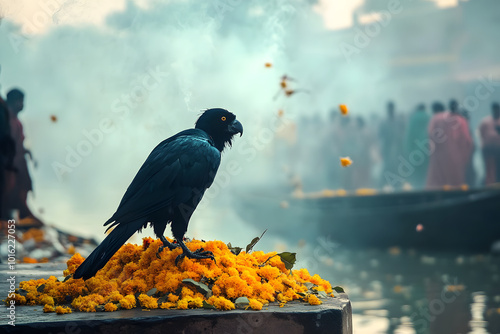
0,263,352,334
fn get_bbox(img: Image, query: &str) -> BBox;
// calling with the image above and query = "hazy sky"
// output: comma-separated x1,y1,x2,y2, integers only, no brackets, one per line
0,0,482,245
2,0,460,34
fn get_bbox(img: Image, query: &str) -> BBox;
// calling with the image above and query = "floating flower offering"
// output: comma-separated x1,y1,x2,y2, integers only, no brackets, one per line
6,238,339,313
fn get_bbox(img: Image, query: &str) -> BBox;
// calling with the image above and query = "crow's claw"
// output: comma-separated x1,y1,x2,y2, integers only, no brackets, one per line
175,249,215,266
156,245,165,259
156,238,180,259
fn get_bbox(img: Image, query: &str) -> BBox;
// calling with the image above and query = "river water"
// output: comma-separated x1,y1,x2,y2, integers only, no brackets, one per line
145,198,500,334
302,243,500,334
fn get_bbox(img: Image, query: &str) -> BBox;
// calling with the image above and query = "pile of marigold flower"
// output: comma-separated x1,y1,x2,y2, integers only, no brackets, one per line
6,238,336,313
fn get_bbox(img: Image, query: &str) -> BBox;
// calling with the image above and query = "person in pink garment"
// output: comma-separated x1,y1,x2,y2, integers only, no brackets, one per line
479,102,500,185
426,99,474,188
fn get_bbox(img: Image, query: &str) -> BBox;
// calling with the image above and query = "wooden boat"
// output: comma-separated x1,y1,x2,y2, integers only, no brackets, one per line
233,186,500,252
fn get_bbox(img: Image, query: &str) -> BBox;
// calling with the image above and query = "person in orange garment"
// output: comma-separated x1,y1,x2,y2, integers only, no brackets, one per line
426,99,473,188
479,102,500,185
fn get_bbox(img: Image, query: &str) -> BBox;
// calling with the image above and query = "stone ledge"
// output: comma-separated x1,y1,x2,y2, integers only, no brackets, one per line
1,263,352,334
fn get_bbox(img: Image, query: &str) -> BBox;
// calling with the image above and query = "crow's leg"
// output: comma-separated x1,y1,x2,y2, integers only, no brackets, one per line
156,235,179,259
175,238,215,266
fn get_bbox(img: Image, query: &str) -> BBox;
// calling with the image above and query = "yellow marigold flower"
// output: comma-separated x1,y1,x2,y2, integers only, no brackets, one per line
55,306,72,314
17,238,335,313
257,266,280,281
43,304,55,313
119,295,137,310
64,253,85,277
167,294,179,303
307,294,322,305
180,287,195,298
23,228,44,242
340,157,352,167
160,302,177,309
107,291,124,303
138,294,158,309
5,293,26,305
71,294,105,312
207,296,235,310
248,298,263,310
120,278,147,296
39,295,54,306
339,104,348,115
190,297,204,308
104,303,118,312
67,245,76,255
177,299,189,310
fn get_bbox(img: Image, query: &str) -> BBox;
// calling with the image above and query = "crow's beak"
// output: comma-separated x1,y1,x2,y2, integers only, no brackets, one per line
228,119,243,136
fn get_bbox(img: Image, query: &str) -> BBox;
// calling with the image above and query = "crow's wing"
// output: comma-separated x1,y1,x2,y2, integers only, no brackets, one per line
104,129,220,229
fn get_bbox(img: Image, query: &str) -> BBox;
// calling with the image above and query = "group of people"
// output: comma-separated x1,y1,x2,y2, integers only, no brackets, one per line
289,100,500,191
381,99,500,190
0,88,37,221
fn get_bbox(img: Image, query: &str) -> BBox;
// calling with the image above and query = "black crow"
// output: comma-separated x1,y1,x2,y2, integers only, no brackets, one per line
73,108,243,280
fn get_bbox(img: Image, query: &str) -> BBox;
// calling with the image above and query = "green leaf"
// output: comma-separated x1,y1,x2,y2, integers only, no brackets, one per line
303,282,314,289
157,295,169,305
333,286,345,293
317,291,327,298
182,278,212,297
146,288,157,297
17,289,28,297
245,229,267,254
277,252,296,270
227,242,243,255
235,296,250,309
202,301,215,309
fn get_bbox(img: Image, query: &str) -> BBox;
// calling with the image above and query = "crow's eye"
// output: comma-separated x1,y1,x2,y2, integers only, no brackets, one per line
221,116,226,121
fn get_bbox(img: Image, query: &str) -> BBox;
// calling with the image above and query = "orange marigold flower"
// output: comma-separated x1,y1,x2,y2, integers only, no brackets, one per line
39,295,54,306
177,298,189,310
16,238,335,313
340,157,353,167
160,302,177,309
55,306,72,314
307,294,322,305
6,293,26,305
67,245,76,255
167,294,179,303
248,298,263,310
207,296,235,310
43,304,55,313
138,294,158,309
71,294,105,312
64,253,85,276
107,291,124,303
339,104,348,115
119,295,137,310
104,303,118,312
23,257,38,263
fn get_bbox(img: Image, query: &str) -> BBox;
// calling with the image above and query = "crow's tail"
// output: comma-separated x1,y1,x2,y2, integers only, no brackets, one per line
73,220,142,280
